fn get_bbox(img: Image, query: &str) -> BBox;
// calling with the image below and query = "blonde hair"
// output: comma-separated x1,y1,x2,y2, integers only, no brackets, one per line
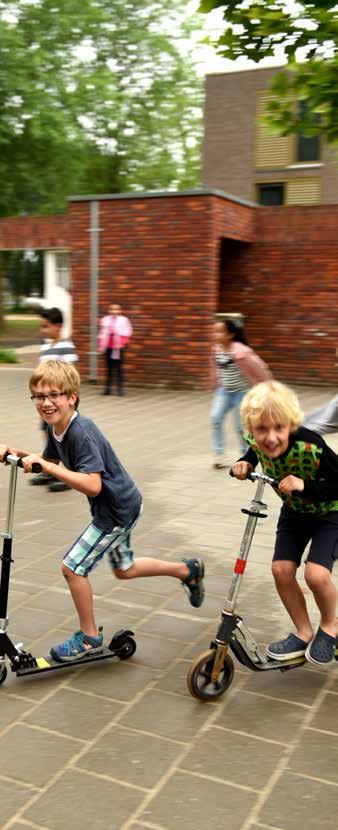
29,361,81,405
240,380,303,433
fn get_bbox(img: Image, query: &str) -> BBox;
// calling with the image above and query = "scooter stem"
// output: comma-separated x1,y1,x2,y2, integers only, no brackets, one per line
4,456,19,538
225,478,267,612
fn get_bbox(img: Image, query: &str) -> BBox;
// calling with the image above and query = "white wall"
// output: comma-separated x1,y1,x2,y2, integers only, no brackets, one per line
43,250,72,338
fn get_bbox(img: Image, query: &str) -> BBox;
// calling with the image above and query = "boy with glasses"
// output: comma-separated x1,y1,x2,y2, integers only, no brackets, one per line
0,360,205,662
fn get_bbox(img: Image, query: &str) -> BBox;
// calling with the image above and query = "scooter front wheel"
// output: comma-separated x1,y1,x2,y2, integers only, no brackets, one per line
0,665,7,686
187,648,234,701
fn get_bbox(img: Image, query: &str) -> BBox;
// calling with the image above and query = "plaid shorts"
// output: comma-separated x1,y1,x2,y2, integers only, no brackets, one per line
63,510,141,577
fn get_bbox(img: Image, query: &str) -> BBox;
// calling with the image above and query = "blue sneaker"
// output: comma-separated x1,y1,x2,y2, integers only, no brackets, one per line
50,628,104,663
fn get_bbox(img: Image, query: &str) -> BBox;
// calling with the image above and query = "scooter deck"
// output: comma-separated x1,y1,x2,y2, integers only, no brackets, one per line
15,645,119,677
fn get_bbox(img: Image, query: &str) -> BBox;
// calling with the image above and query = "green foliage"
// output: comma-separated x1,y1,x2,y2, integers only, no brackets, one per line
0,349,18,364
0,1,202,216
198,1,338,142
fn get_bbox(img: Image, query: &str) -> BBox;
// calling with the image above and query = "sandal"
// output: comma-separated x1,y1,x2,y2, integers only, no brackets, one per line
182,558,205,608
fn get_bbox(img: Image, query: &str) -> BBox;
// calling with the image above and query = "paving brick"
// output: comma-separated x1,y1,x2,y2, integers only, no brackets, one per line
79,724,183,789
259,770,338,829
26,768,144,830
140,770,256,830
0,723,81,787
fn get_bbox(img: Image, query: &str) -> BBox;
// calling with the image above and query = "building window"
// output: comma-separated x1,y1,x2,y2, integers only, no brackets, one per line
257,183,284,206
296,134,320,163
55,253,69,290
296,101,320,163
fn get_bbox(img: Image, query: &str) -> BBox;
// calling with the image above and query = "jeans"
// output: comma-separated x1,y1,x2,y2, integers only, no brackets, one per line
211,387,247,456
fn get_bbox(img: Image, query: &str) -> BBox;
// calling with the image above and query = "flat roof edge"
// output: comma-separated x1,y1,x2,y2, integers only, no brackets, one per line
68,188,257,209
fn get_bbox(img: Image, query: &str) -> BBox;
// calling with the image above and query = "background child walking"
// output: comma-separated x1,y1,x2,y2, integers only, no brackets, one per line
0,361,204,662
231,380,338,666
210,319,271,469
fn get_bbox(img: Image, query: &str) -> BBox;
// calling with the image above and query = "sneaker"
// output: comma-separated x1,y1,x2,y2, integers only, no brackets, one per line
305,628,336,666
50,628,104,663
30,473,56,486
48,482,71,492
266,633,309,661
182,558,205,608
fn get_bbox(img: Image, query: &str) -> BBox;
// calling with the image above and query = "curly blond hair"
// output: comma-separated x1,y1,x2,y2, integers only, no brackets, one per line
240,380,303,433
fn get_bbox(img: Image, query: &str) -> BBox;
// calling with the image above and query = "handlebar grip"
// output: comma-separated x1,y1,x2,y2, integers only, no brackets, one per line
16,459,42,474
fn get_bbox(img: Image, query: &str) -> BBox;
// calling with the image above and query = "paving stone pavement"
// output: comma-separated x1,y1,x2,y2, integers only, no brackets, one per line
0,365,338,830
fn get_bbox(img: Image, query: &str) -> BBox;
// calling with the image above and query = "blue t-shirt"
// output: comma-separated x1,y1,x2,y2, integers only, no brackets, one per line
43,413,142,531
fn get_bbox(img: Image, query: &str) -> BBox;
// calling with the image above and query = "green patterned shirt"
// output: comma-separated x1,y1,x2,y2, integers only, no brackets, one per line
243,427,338,515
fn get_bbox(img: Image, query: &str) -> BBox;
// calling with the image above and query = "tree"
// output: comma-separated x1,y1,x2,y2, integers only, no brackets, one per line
0,0,202,216
198,1,338,141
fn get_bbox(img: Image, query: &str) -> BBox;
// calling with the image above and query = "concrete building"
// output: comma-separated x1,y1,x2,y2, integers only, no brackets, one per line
203,66,338,206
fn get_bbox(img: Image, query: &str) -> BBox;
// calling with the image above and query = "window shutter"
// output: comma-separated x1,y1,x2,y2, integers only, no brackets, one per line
255,93,290,168
286,178,321,205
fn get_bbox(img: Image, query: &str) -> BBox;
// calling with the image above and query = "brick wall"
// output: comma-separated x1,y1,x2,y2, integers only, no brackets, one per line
0,215,69,250
219,205,338,384
70,192,254,389
1,193,337,388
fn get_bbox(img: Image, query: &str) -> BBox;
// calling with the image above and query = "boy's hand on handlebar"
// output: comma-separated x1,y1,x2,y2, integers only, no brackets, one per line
278,475,304,495
0,446,29,462
231,461,253,480
0,444,8,462
21,453,45,474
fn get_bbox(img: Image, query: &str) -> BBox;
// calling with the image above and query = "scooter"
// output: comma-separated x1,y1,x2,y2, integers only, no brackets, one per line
0,454,137,687
187,470,338,701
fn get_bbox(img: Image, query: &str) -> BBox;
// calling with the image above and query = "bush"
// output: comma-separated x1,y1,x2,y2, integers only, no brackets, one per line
0,349,18,363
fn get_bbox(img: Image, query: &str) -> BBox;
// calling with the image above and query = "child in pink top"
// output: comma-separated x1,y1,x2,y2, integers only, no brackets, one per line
98,304,132,396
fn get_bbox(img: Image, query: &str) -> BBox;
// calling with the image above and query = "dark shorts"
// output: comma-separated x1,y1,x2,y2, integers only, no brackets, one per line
273,506,338,572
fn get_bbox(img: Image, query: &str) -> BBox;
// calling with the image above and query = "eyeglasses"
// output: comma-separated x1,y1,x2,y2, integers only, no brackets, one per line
30,393,66,403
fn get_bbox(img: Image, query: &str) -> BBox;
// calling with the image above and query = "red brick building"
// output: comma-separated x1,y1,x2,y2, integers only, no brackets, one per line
0,189,337,388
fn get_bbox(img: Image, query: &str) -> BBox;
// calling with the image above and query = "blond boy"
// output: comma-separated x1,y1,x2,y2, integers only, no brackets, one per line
231,380,338,666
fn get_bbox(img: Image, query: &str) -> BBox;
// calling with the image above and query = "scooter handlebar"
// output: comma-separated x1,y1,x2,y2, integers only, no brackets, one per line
4,454,42,474
229,468,278,488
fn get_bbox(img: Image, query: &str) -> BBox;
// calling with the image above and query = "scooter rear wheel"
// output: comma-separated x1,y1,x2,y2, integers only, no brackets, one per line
0,666,7,686
112,635,137,661
187,648,234,701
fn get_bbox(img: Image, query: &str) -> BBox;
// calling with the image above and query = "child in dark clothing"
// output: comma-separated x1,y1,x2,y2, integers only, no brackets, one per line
0,361,205,662
231,380,338,666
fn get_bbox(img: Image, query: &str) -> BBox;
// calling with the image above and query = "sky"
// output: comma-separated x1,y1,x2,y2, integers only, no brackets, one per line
187,0,286,74
187,0,308,76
